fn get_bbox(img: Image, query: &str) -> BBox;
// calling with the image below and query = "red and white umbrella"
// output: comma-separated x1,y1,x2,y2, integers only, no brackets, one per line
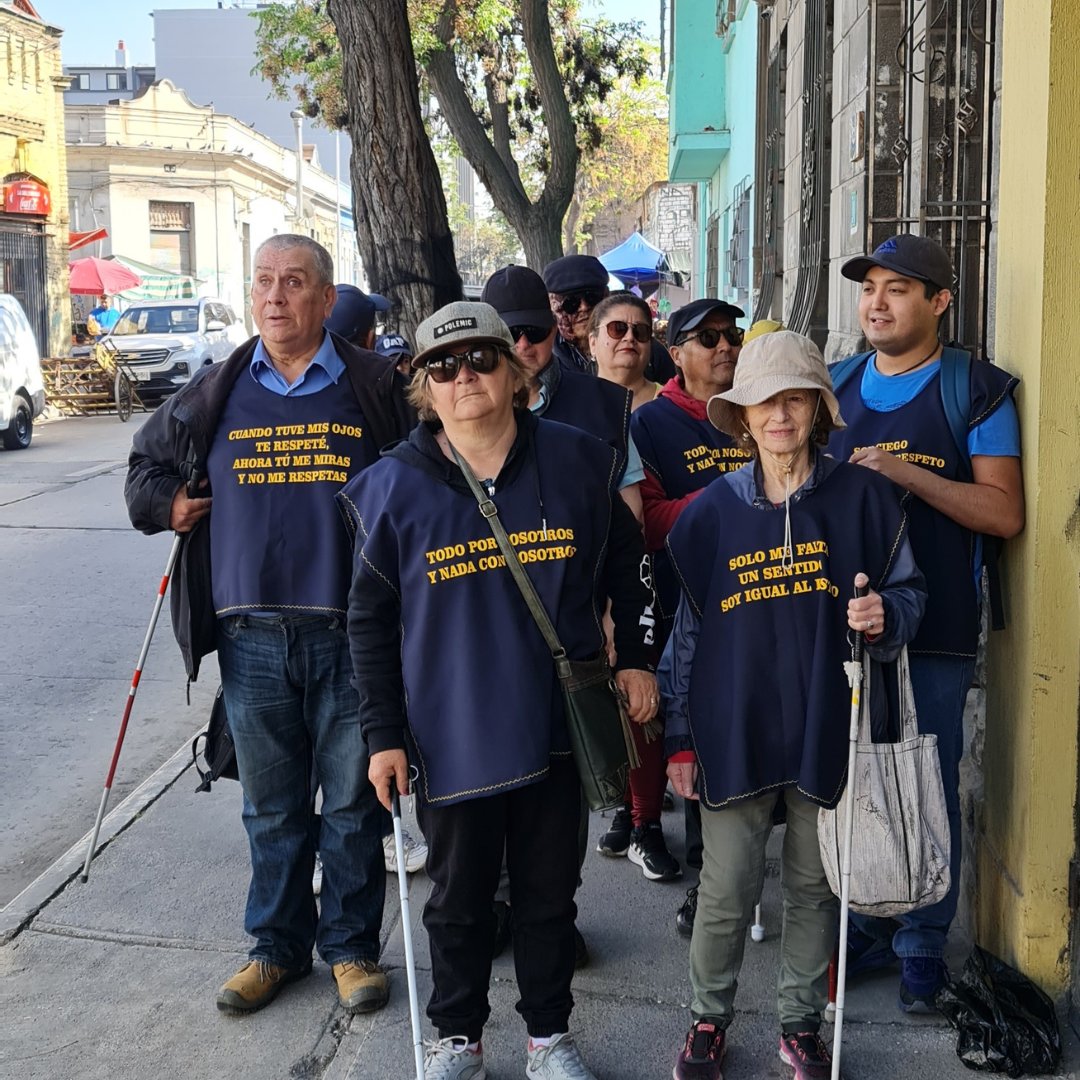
69,256,142,295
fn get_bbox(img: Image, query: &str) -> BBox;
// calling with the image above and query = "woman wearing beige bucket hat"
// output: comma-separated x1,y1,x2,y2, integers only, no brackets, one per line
660,331,928,1080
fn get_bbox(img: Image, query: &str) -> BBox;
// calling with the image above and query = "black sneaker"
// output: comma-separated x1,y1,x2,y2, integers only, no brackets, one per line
663,788,675,811
597,804,633,857
674,1020,726,1080
898,956,948,1013
778,1031,833,1080
492,900,512,958
676,887,698,938
628,821,682,881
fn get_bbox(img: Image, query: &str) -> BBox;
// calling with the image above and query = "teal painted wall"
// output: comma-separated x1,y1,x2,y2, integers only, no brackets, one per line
669,0,727,143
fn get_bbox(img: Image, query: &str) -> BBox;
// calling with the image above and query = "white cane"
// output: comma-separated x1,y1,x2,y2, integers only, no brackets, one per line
831,582,868,1080
392,781,425,1080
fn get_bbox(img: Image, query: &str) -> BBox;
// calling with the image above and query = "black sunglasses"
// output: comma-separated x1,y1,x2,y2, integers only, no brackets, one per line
676,326,744,349
556,289,606,316
603,320,653,344
423,344,504,383
509,325,552,345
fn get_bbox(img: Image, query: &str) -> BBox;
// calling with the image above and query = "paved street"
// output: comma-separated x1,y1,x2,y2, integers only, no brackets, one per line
0,414,218,905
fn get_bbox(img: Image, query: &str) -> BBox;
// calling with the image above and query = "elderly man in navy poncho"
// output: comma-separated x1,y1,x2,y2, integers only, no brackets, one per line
660,332,927,1080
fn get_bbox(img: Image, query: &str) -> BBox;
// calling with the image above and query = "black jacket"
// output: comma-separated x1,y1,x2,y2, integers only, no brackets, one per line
124,331,416,681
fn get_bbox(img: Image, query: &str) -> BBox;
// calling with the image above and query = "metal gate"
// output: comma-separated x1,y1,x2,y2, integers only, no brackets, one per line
867,0,996,357
0,220,48,354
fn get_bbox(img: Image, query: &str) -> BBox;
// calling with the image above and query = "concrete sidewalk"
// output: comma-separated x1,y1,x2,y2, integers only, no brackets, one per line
2,756,1076,1080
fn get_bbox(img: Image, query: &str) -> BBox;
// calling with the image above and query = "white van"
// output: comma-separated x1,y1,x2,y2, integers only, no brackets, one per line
0,294,45,450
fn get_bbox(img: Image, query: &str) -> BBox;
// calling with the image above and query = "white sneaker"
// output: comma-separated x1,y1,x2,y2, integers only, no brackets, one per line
422,1036,486,1079
312,853,323,896
526,1033,597,1080
384,829,429,874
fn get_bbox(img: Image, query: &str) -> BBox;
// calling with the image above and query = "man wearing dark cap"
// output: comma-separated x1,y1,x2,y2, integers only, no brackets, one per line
624,296,756,931
324,284,392,350
375,333,414,376
827,233,1024,1012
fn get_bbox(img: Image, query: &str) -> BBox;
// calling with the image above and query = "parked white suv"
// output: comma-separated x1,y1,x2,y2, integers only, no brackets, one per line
0,293,46,450
104,298,249,399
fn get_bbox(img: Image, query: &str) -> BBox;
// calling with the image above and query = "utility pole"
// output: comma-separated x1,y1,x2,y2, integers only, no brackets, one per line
290,108,304,229
335,130,342,279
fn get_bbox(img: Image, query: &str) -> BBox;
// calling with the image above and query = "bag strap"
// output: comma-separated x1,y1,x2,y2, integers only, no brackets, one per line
938,347,973,481
829,351,874,392
449,443,572,680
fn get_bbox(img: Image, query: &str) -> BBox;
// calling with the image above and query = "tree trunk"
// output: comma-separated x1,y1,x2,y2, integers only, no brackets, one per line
328,0,462,338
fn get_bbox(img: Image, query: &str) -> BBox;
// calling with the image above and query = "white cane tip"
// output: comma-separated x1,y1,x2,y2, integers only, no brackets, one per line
79,874,88,883
825,1002,836,1015
751,925,765,942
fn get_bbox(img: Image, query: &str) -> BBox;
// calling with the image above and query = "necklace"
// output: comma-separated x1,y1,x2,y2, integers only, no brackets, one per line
881,344,942,377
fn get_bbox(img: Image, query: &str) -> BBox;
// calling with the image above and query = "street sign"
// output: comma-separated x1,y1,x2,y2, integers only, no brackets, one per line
3,175,51,216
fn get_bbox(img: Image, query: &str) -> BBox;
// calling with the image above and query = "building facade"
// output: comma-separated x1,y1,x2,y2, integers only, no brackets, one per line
667,0,758,315
63,40,155,106
65,80,360,323
0,0,70,356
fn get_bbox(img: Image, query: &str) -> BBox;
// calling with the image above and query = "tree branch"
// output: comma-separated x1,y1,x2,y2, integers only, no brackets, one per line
484,64,525,196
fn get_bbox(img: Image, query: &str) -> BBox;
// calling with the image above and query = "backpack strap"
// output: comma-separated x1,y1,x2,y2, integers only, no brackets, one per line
938,347,973,482
828,351,874,392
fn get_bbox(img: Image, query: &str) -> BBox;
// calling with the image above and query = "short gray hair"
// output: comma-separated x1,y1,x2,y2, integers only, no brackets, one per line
254,234,334,287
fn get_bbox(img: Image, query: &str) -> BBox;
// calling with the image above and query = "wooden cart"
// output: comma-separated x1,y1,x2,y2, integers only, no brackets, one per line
41,342,146,422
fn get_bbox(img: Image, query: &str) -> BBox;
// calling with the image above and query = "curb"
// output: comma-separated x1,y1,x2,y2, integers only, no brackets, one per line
0,737,195,945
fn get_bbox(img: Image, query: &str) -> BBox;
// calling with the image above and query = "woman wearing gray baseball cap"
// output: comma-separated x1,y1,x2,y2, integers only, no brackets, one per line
340,302,659,1080
661,331,927,1080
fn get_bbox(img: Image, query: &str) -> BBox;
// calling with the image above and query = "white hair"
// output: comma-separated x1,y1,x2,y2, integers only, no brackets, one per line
254,234,334,287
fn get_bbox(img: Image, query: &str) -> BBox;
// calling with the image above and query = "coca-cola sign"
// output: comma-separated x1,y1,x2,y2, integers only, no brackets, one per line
3,176,51,216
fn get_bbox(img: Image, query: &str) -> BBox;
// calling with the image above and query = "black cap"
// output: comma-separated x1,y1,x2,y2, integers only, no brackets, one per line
668,298,745,345
541,254,610,295
324,284,392,340
481,265,555,329
374,333,413,359
841,234,954,291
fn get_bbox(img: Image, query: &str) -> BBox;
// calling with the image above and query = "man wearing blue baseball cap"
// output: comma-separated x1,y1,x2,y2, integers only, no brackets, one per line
324,284,392,350
374,332,414,376
827,233,1024,1012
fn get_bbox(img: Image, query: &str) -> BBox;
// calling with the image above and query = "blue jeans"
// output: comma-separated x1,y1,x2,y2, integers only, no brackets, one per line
217,614,385,970
853,653,975,960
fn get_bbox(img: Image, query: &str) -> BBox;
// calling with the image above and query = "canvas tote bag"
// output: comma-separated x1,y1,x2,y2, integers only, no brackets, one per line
818,648,951,917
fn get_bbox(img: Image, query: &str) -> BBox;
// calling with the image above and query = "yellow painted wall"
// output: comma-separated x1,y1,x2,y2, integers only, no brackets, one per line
0,9,70,356
981,0,1080,992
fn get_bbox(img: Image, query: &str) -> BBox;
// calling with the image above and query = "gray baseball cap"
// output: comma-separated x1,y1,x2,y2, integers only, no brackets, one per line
706,330,845,437
411,301,515,370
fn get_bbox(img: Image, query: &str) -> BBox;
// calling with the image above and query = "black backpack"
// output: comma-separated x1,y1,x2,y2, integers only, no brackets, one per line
192,687,238,792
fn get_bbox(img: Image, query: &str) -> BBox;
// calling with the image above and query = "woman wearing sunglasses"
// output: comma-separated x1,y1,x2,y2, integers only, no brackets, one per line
340,302,658,1080
590,294,663,412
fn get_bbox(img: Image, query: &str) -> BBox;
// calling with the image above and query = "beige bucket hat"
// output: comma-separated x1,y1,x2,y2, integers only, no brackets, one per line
706,330,845,438
411,301,515,369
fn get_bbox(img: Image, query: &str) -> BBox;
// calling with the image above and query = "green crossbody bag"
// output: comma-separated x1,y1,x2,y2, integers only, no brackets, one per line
451,444,639,811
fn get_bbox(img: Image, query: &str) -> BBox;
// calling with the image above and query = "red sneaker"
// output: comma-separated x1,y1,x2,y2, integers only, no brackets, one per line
779,1031,836,1080
673,1021,726,1080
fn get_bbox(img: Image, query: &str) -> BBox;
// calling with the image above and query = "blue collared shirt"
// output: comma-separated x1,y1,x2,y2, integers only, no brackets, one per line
249,331,345,396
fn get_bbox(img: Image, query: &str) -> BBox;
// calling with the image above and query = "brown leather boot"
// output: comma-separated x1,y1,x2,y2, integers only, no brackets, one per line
216,959,311,1015
332,959,389,1014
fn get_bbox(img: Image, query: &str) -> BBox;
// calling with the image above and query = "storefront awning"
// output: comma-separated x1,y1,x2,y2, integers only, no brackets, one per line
105,254,203,303
69,228,108,252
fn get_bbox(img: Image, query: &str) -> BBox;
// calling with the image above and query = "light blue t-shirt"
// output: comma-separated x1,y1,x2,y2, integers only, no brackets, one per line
249,332,345,396
859,356,1020,457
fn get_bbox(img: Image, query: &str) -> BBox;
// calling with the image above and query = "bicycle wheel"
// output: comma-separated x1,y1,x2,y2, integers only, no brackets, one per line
114,369,133,422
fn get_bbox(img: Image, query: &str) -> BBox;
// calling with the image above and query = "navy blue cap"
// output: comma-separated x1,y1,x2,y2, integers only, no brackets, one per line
482,265,556,328
375,333,413,359
324,284,391,340
668,298,745,345
541,255,610,295
841,234,954,292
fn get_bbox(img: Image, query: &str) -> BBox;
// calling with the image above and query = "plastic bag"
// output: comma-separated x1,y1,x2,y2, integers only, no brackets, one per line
936,946,1061,1075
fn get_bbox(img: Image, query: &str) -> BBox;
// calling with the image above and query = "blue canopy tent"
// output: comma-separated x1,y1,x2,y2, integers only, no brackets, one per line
599,231,669,290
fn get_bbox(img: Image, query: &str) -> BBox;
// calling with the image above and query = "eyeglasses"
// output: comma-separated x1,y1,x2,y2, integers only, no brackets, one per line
676,326,744,350
555,289,606,316
423,344,504,383
603,320,653,344
509,325,552,345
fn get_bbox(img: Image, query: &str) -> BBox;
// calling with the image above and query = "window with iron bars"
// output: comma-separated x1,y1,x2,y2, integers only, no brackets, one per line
705,213,721,299
716,0,738,37
728,181,751,305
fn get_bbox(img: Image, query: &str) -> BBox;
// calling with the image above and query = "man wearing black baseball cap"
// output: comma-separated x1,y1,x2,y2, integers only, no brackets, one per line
324,284,392,350
482,264,645,518
626,296,759,932
827,233,1024,1012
